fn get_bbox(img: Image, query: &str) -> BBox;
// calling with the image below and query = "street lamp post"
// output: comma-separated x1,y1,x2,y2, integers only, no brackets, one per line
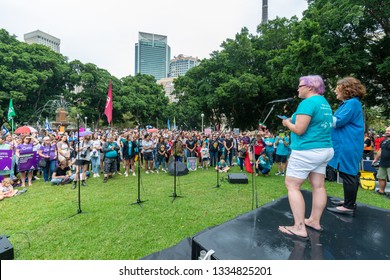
201,113,204,133
85,117,87,129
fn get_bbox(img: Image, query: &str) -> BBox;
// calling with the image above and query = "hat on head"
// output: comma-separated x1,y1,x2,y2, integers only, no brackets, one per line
43,136,50,141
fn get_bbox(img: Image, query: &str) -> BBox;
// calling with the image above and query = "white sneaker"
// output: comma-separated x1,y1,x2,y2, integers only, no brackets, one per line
125,174,128,177
162,169,167,173
133,172,136,176
149,170,154,173
124,172,128,176
281,173,285,176
145,171,149,174
275,172,281,176
156,170,159,174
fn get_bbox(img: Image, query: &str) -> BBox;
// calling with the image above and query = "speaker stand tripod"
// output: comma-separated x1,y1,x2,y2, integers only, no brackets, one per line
131,125,146,207
67,114,88,219
170,140,183,203
213,166,222,188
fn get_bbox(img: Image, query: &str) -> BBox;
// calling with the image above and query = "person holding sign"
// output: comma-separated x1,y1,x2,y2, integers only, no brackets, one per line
16,135,39,187
0,135,13,177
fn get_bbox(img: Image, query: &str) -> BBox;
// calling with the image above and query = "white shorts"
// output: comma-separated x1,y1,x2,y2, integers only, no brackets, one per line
286,148,334,179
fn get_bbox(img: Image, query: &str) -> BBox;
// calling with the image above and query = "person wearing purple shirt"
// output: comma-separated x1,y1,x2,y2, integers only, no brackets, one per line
240,132,251,145
4,134,17,177
38,136,58,183
16,135,39,187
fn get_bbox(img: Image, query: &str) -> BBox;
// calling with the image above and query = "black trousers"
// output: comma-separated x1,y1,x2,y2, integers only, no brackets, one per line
339,171,360,209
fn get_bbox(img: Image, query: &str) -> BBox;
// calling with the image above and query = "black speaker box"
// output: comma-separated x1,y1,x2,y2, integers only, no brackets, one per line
228,173,248,184
168,161,189,176
0,235,14,260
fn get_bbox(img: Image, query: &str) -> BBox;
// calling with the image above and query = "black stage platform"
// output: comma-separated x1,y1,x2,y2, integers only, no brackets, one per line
143,190,390,260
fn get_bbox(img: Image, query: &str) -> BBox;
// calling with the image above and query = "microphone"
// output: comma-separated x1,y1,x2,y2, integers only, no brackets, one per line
269,98,294,104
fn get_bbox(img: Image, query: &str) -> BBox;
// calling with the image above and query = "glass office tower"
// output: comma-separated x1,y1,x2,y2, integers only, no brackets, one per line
135,32,171,80
168,54,200,78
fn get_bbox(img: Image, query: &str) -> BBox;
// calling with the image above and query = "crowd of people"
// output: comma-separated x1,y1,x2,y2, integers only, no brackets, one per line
1,78,389,241
0,128,274,188
0,127,286,181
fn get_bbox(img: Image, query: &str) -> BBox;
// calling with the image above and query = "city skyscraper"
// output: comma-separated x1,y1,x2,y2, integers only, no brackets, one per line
135,32,171,80
262,0,268,24
169,54,200,78
24,30,61,53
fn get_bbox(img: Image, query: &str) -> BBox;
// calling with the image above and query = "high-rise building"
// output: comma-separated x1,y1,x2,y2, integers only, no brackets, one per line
262,0,268,24
135,32,171,80
24,30,61,53
157,77,177,103
168,54,200,78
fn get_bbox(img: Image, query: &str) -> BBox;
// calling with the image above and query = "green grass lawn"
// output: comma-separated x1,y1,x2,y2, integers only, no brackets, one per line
2,164,389,260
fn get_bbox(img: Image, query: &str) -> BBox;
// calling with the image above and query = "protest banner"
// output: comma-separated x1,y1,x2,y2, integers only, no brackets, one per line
187,157,197,171
18,152,38,172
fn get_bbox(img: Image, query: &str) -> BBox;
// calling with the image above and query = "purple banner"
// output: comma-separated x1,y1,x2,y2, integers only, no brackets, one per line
0,149,12,171
18,152,38,172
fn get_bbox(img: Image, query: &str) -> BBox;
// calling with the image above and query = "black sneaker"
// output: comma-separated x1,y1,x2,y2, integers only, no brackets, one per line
108,175,113,179
103,177,108,183
71,183,76,190
82,181,87,186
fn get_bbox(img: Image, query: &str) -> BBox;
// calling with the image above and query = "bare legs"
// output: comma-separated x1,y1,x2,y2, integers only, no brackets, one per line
20,171,33,187
279,176,307,238
279,172,327,237
305,173,327,231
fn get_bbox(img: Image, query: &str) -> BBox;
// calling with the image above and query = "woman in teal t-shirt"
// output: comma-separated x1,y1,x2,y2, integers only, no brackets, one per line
278,75,334,239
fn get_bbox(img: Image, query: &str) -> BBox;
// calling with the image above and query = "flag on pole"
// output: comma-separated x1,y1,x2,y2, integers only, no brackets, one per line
2,125,9,136
167,118,171,130
104,80,113,124
45,117,52,132
8,99,16,121
173,116,176,130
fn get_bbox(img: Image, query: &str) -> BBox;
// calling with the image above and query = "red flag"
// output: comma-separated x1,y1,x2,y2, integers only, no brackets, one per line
104,80,113,124
244,151,254,173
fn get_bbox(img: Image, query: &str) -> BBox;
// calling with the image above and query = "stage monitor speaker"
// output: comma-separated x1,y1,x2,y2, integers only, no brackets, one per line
0,235,14,260
168,161,189,176
228,173,248,184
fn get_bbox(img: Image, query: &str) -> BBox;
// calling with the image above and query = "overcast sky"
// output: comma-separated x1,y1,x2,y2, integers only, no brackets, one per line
1,0,308,79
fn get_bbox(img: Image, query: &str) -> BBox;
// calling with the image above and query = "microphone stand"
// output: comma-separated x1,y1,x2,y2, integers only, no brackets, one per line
250,130,260,210
250,102,280,210
131,123,146,207
170,139,183,202
67,114,87,219
261,103,276,126
212,128,227,189
213,165,221,188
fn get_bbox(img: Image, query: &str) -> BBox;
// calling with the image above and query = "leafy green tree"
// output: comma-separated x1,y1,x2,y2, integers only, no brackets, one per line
117,74,169,126
0,29,70,126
